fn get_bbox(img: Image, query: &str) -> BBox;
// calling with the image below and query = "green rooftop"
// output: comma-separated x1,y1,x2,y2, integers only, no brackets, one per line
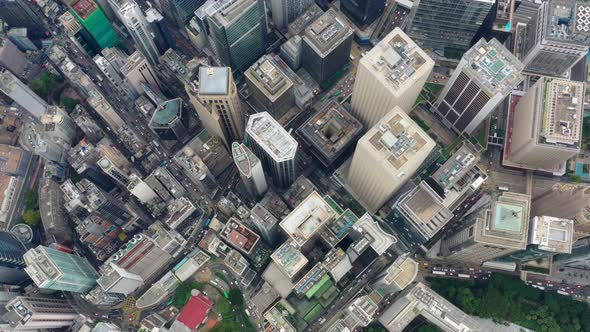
152,99,181,125
494,203,524,233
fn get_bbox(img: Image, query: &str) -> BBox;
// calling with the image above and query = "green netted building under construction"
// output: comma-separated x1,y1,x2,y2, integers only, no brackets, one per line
68,0,120,52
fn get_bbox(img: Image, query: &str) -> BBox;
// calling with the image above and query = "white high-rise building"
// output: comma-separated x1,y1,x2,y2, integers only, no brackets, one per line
505,78,584,171
232,142,268,198
115,0,160,65
3,296,79,330
245,112,298,188
351,28,434,128
347,107,436,213
186,67,244,148
269,0,314,29
0,68,47,119
433,38,524,134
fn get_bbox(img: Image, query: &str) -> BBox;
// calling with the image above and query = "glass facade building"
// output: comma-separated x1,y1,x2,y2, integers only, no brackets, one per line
340,0,386,28
0,232,28,284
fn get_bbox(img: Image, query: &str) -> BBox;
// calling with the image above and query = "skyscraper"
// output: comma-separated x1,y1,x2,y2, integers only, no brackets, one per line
163,0,207,27
0,232,28,284
244,55,295,117
68,0,121,51
148,98,189,142
505,78,584,171
232,142,268,198
347,107,436,213
440,192,531,264
340,0,386,28
145,7,175,55
0,0,44,36
208,0,267,72
406,0,494,55
351,28,434,128
120,51,164,95
114,1,160,65
187,67,244,148
246,112,298,188
513,0,590,77
301,9,354,84
269,0,314,29
3,296,79,330
24,246,99,293
433,38,524,134
0,68,48,120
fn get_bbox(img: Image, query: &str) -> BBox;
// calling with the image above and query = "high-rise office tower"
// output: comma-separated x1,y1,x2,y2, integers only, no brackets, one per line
94,53,135,99
250,203,280,245
340,0,386,28
187,67,244,148
0,232,28,284
3,296,79,330
68,0,121,52
506,215,574,262
245,112,298,188
505,78,584,171
41,107,77,147
115,1,160,65
406,0,494,55
0,0,44,36
120,51,164,95
161,0,207,27
372,254,418,295
0,39,31,78
244,55,295,117
347,107,436,213
301,9,354,84
24,246,98,293
232,142,268,198
148,98,189,142
440,192,531,264
269,0,314,29
513,0,590,77
145,7,175,55
532,183,590,239
208,0,267,72
351,28,434,128
0,68,48,120
433,38,524,135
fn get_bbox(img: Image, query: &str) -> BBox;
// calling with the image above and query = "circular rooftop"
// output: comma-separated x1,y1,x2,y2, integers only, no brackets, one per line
11,224,33,243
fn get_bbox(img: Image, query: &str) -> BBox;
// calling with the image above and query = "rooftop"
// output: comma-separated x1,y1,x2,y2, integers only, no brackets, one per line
397,182,453,240
297,101,363,166
303,9,353,56
431,144,480,191
176,292,213,329
271,241,308,278
198,67,229,95
0,145,24,175
150,98,182,126
529,216,574,254
353,213,396,255
232,142,260,178
381,254,418,291
246,112,298,162
538,78,584,147
279,191,338,247
220,218,260,254
245,56,293,101
544,0,590,45
209,0,257,27
70,0,98,20
289,3,324,35
475,192,531,249
367,108,434,171
463,38,524,96
362,28,433,94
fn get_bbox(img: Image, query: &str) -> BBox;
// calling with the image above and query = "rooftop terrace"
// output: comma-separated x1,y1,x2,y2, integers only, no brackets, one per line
431,144,480,191
545,0,590,45
220,218,260,254
529,216,574,254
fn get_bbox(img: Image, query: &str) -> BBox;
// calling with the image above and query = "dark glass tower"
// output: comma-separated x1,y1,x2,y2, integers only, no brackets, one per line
0,232,28,284
340,0,386,28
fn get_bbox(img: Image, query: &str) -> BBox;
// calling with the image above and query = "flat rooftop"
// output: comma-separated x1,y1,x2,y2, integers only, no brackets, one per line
544,0,590,45
246,112,298,162
209,0,257,27
0,145,23,175
232,142,259,178
279,191,338,247
289,3,323,35
220,218,260,254
150,98,182,126
70,0,98,20
431,144,479,191
198,67,230,95
362,28,433,94
298,100,363,166
529,216,574,254
539,78,584,147
382,254,418,290
398,182,453,240
475,192,531,250
270,241,308,278
379,283,478,332
367,109,433,172
303,9,353,57
245,56,293,101
463,38,524,96
353,213,396,255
